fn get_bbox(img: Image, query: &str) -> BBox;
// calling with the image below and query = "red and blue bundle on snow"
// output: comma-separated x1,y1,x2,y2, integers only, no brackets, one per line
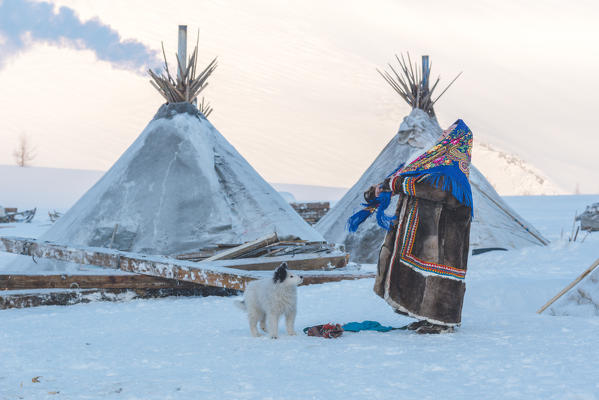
348,119,474,233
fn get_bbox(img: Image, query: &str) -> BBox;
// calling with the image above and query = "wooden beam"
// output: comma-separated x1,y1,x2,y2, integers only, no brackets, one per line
0,272,376,310
537,256,599,314
201,253,349,271
300,273,375,286
0,286,238,310
0,237,351,291
118,254,256,291
175,250,216,261
0,274,201,290
201,233,278,262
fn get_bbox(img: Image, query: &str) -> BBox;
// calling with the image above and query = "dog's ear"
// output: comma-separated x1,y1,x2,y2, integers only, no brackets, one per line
273,263,288,283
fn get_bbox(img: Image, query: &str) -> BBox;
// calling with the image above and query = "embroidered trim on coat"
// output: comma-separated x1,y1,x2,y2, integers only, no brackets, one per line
396,200,466,280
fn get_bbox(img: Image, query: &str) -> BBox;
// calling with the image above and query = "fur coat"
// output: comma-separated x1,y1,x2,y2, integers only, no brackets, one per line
373,176,471,326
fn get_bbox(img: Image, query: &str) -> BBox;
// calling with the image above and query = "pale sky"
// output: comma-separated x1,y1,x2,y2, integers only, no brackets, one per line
1,0,598,193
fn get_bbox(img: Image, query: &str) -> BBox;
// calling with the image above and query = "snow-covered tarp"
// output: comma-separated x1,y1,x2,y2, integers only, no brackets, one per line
316,109,548,263
4,103,325,274
40,103,323,256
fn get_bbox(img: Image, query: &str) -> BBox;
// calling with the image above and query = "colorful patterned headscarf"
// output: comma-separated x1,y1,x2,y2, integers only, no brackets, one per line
348,119,473,232
396,119,472,178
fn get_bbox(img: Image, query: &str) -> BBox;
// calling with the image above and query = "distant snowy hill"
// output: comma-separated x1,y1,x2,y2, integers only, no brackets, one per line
472,142,567,196
0,165,103,210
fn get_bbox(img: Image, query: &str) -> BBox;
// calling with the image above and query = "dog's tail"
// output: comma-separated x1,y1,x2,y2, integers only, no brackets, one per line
234,299,247,312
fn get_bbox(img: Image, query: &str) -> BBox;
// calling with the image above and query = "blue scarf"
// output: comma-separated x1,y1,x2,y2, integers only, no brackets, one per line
348,119,473,232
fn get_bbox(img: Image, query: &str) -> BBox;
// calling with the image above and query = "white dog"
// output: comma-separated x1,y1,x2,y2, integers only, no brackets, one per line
235,262,302,338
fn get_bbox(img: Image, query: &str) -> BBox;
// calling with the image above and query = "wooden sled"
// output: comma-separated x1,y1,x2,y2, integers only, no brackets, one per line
0,207,36,223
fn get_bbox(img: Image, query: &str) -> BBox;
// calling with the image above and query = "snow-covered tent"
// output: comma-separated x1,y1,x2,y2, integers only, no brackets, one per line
10,38,323,273
43,102,323,256
316,55,548,263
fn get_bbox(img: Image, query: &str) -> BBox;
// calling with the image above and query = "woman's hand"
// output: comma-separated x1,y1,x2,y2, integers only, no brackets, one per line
364,185,378,202
365,178,392,202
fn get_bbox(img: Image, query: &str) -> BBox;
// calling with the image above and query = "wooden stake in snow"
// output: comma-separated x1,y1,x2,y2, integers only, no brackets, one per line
537,256,599,314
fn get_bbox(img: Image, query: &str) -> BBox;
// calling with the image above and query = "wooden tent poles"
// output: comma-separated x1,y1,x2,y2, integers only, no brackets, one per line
377,53,461,117
148,28,216,116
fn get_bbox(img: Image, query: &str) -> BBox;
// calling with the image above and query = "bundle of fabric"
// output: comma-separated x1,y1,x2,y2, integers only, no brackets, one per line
303,323,344,338
303,320,400,338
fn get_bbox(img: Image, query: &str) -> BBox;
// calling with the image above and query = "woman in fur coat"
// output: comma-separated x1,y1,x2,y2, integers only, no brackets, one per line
350,120,473,334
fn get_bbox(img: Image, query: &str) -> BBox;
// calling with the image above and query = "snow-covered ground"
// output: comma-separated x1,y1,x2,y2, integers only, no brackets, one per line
1,188,599,398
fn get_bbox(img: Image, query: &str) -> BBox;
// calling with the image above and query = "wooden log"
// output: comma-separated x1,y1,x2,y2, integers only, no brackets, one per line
0,237,121,269
0,274,201,290
0,237,351,291
0,286,238,310
0,272,376,310
118,254,256,291
201,233,278,262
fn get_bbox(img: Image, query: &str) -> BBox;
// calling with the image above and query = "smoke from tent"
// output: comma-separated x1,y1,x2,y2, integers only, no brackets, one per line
0,0,161,73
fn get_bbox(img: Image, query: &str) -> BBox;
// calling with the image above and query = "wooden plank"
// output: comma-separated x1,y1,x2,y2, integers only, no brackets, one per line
201,233,278,262
300,273,375,286
0,237,352,291
0,274,201,290
0,286,238,310
203,253,349,271
537,256,599,314
0,273,375,310
0,236,257,291
175,250,216,261
118,254,256,291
